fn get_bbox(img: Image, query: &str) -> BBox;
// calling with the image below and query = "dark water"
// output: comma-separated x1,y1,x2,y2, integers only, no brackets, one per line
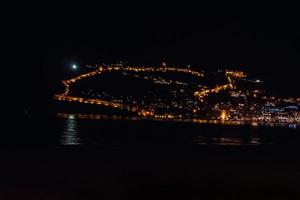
15,113,300,146
3,113,300,199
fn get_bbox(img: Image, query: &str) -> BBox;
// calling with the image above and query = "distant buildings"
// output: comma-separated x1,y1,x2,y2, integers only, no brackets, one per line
54,63,300,128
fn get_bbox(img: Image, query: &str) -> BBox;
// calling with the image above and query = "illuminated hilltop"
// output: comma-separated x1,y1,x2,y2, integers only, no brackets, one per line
54,63,300,127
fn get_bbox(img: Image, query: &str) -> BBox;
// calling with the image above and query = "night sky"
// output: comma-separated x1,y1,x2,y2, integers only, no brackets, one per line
11,5,300,116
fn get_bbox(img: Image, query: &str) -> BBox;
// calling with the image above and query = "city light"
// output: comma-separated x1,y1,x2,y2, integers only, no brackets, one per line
220,110,229,121
53,63,300,128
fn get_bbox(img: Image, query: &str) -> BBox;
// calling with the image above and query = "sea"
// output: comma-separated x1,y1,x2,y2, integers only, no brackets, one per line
12,113,300,146
3,113,300,199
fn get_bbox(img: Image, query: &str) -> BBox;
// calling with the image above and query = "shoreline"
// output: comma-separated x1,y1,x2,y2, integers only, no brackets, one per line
57,112,300,129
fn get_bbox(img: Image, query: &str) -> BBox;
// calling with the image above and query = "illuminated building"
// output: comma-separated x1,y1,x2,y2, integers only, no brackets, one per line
53,63,300,128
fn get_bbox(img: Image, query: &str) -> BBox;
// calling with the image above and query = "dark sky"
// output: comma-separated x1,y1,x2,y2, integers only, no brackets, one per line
11,5,300,115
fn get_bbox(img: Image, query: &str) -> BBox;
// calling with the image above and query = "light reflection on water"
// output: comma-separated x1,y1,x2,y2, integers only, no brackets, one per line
60,114,81,145
194,136,261,146
57,113,300,129
57,113,299,146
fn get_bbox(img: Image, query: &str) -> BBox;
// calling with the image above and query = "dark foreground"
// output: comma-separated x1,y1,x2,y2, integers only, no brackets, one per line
2,144,300,199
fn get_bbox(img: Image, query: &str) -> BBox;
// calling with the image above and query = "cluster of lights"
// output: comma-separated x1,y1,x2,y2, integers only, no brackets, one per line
62,66,103,96
138,109,155,117
193,71,243,101
56,64,205,111
54,94,122,109
108,65,204,77
54,64,300,128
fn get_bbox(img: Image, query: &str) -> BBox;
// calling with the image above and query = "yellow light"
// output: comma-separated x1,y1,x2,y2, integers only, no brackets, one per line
220,110,227,120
